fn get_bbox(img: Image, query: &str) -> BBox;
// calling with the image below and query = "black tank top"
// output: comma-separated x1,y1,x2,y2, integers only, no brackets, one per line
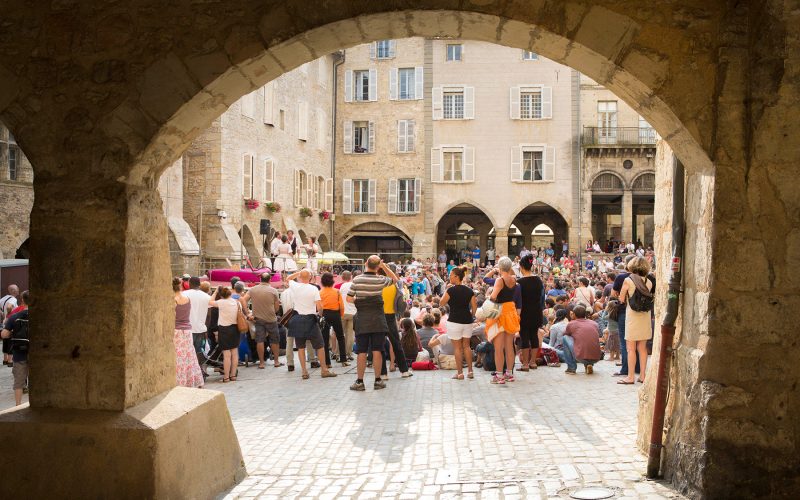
495,276,516,303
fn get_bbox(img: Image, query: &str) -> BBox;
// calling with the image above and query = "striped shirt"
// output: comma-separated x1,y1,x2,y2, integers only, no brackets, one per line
348,272,393,299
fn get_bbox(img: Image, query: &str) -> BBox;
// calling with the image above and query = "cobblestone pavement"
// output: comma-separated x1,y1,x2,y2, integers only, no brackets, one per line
0,357,682,499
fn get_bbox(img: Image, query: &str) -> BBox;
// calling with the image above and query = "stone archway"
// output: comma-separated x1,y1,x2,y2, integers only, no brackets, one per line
240,224,262,266
316,233,330,252
509,202,570,256
339,222,412,260
435,203,494,263
0,2,796,499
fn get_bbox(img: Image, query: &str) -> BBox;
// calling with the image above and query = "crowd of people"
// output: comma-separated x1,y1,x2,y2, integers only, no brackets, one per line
167,239,657,393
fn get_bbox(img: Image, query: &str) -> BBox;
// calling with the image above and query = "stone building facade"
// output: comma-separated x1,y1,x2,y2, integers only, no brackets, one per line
579,73,656,248
0,123,32,259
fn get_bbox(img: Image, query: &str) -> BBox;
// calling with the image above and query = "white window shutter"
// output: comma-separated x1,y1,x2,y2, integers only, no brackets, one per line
544,146,556,180
325,178,333,212
263,82,274,125
397,120,407,152
414,67,423,100
509,86,521,120
511,146,522,181
432,87,443,120
464,147,475,181
368,69,377,101
368,121,375,153
342,179,352,214
306,171,313,207
368,179,377,214
464,87,475,119
389,68,398,100
343,121,353,154
414,178,422,213
369,42,376,59
294,169,300,206
388,40,397,58
406,120,415,152
387,178,398,214
297,101,308,141
344,70,353,102
542,86,553,119
265,160,274,202
431,148,442,182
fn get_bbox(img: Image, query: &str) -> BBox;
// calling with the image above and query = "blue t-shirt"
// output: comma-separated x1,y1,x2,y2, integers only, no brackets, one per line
446,264,456,276
472,248,480,260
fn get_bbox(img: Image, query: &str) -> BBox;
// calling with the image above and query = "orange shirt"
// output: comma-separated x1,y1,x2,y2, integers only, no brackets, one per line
320,287,344,316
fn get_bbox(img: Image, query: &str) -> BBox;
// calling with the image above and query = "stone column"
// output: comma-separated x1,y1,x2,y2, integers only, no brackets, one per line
494,228,509,259
621,189,633,242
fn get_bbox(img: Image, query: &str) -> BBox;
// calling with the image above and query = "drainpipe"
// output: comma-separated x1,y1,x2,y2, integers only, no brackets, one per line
330,50,345,250
646,156,684,479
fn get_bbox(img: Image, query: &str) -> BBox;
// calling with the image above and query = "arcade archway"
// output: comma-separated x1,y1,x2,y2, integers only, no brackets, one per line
436,204,494,264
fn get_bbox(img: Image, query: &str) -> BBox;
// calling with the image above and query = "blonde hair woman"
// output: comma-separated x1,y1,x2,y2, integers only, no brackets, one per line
617,256,654,385
483,256,520,384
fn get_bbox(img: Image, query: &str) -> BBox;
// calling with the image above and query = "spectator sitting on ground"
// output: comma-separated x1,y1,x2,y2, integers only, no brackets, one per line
417,313,438,358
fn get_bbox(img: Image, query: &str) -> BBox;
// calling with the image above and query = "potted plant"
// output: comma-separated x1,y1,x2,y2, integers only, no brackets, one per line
319,210,331,221
299,207,313,218
245,199,260,210
264,201,281,213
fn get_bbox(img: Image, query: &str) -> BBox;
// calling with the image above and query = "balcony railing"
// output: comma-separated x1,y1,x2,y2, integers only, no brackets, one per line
582,126,657,146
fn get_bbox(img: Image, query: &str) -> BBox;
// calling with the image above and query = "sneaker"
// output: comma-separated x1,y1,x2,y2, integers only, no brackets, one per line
350,381,366,391
491,374,506,385
503,372,516,382
374,379,387,390
288,365,295,372
586,365,594,374
310,361,321,368
565,368,577,375
401,371,413,378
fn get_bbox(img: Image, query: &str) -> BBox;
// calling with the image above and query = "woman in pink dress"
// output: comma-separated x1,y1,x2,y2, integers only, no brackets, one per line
173,277,205,388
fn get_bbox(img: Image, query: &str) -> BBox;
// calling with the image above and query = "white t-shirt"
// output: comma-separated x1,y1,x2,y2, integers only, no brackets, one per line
270,238,282,256
182,289,211,333
339,281,357,315
288,280,320,315
216,297,240,327
0,295,17,320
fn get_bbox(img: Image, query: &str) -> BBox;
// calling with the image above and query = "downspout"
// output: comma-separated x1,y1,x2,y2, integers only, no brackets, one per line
646,156,685,479
330,51,345,250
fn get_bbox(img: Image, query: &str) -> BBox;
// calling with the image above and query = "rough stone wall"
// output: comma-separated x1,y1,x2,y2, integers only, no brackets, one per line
0,123,32,259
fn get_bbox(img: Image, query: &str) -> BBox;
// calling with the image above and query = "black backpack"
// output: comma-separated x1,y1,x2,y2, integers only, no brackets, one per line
628,274,654,313
11,316,29,354
393,282,408,316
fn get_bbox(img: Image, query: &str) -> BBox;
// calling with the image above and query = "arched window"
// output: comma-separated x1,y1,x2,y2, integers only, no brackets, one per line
632,173,656,191
592,173,624,191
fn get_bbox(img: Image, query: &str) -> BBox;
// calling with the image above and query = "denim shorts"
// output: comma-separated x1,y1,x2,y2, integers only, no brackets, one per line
354,332,386,354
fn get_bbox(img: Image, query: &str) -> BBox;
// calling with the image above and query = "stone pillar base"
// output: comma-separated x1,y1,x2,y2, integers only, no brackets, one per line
0,387,245,499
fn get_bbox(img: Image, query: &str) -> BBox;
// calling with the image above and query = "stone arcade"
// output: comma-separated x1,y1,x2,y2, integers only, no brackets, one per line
0,2,797,498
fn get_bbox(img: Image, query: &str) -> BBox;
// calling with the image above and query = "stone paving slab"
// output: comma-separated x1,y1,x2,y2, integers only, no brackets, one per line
0,357,682,499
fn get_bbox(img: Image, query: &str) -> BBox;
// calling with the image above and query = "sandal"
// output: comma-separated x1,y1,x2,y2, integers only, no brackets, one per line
518,366,530,372
321,371,338,378
467,372,474,379
302,373,310,380
452,373,464,380
617,379,635,385
258,364,266,370
637,378,645,383
222,378,230,383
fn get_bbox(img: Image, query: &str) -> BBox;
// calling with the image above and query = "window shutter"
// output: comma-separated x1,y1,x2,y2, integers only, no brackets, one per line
509,86,521,120
368,179,377,214
263,82,274,125
306,171,313,207
414,177,422,213
243,154,253,198
368,69,377,101
387,178,398,214
265,159,274,202
406,120,415,152
294,169,301,206
343,121,353,154
342,179,352,214
544,146,555,180
541,86,553,119
397,120,407,152
389,68,398,100
464,87,475,119
511,146,522,181
388,40,397,58
432,86,443,120
414,66,423,100
297,101,308,141
431,147,442,182
464,147,475,181
369,42,376,59
325,178,333,211
344,70,353,102
368,121,375,153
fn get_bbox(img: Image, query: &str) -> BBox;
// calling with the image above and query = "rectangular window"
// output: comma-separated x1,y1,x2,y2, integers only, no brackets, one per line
376,40,392,59
353,121,369,153
354,70,370,101
397,178,416,213
299,171,307,206
443,91,464,119
242,154,253,198
398,68,415,100
598,101,618,143
520,91,542,119
443,150,463,182
522,50,539,60
446,44,462,61
352,179,370,213
522,150,544,181
8,147,18,181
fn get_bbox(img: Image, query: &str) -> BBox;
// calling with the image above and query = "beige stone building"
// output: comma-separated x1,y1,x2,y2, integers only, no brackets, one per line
164,56,338,273
0,123,32,259
579,73,657,248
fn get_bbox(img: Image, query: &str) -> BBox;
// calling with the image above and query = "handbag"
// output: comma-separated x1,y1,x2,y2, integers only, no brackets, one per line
279,308,296,327
236,304,249,334
481,299,501,319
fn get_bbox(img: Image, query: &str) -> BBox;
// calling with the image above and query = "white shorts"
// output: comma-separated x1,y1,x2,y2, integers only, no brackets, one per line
446,321,473,340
